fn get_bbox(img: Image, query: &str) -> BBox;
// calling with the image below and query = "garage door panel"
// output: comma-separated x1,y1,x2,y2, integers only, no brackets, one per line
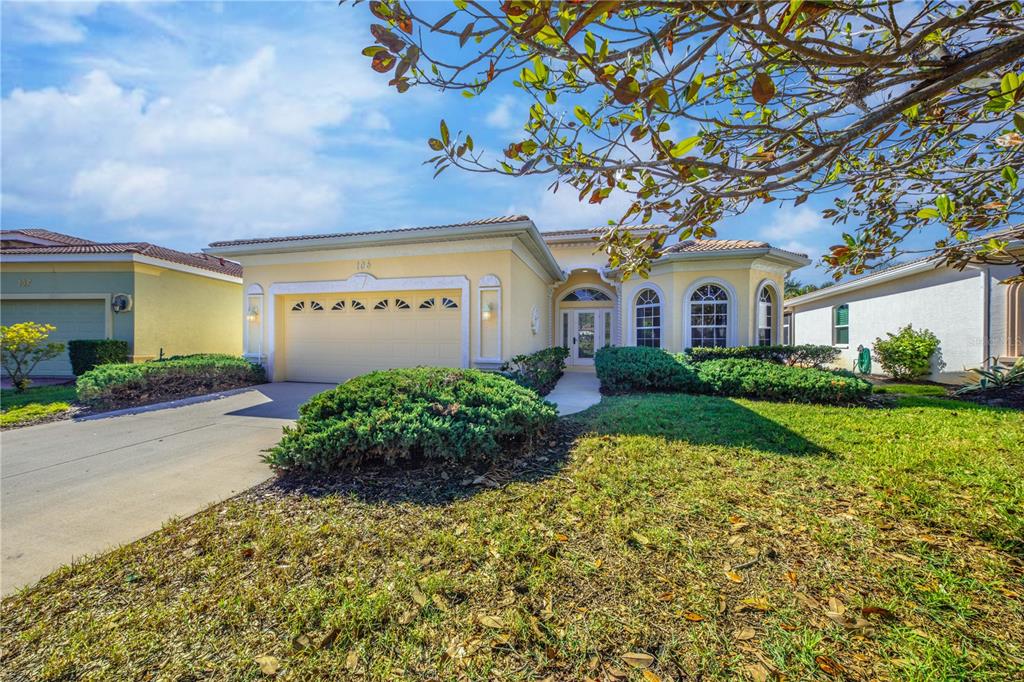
1,299,107,376
282,290,463,382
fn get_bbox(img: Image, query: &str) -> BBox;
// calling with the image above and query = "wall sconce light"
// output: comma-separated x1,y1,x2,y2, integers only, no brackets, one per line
482,303,494,321
247,306,260,322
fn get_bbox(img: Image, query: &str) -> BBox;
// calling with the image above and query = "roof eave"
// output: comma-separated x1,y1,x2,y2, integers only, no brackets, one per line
784,258,940,307
0,252,242,283
658,246,810,267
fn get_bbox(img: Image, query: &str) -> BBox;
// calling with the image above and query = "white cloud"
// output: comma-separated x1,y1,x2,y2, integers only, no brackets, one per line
3,2,99,44
485,95,519,130
507,182,636,232
759,206,827,241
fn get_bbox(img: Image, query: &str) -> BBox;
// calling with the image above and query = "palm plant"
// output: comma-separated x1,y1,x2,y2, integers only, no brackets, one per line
954,358,1024,395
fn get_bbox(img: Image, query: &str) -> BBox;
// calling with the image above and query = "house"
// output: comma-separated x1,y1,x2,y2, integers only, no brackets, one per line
784,239,1024,382
1,229,243,377
204,216,809,382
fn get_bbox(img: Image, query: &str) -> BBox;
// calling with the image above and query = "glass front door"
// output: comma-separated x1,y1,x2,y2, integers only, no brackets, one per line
563,309,611,365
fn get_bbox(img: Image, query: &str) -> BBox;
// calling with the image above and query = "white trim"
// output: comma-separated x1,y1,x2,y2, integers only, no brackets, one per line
831,303,850,347
0,293,114,338
755,279,782,346
630,284,666,348
1,253,242,284
558,283,615,304
785,258,941,307
684,278,739,349
245,283,264,296
476,284,502,363
266,273,470,381
478,273,501,287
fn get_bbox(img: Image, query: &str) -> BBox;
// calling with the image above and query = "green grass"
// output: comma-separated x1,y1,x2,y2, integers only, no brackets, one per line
872,382,950,397
2,394,1022,680
0,384,76,427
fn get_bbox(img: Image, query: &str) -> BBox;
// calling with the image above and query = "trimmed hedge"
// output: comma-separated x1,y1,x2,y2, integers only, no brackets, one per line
267,368,557,471
595,346,702,394
76,354,265,409
502,346,569,396
68,339,130,376
696,358,871,404
685,344,840,368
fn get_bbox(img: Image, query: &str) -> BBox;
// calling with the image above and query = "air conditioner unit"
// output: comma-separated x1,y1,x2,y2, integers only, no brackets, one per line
111,294,133,313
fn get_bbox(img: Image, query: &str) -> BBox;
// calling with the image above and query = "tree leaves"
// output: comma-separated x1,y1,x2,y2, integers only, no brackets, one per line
254,655,280,676
564,1,622,42
614,76,640,105
670,136,702,158
752,72,775,105
622,651,655,669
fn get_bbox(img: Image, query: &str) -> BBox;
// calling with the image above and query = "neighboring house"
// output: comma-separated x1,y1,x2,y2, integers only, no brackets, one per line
1,229,243,377
204,216,809,382
784,241,1024,382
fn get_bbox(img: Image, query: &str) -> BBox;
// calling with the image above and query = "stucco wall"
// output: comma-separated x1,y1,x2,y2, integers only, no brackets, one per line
0,262,135,345
132,264,242,360
508,253,551,358
789,266,991,381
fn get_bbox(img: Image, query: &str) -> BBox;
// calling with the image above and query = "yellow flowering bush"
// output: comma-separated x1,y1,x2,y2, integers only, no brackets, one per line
0,322,65,391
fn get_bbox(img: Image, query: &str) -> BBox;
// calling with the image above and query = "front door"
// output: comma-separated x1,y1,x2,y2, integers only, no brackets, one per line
564,309,612,365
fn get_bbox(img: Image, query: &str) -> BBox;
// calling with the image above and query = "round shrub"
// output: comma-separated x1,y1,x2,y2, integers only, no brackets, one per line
872,325,942,380
594,346,702,394
266,368,558,471
696,358,871,404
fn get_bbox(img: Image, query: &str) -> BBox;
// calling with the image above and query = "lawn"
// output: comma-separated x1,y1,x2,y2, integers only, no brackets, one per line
2,394,1022,680
871,382,950,398
0,384,77,428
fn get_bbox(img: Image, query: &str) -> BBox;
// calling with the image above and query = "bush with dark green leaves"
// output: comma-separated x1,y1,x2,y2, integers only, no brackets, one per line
696,358,871,404
685,344,839,368
68,339,130,376
76,354,265,409
595,346,702,394
873,325,942,380
502,346,569,396
267,368,557,471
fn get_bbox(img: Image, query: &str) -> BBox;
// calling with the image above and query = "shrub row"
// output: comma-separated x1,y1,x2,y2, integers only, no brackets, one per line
76,354,265,409
595,346,870,404
502,346,569,396
68,339,130,376
595,346,702,394
684,343,840,368
267,368,556,471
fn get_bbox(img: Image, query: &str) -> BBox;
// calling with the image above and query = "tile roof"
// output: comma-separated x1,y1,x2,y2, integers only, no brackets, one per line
206,215,531,248
1,240,242,277
663,239,771,253
2,228,98,246
541,225,666,238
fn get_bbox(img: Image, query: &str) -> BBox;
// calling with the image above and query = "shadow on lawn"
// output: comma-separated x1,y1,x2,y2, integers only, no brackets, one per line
261,420,579,507
573,393,830,458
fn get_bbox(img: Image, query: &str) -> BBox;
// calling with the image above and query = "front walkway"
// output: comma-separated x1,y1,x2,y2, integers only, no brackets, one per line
547,370,602,415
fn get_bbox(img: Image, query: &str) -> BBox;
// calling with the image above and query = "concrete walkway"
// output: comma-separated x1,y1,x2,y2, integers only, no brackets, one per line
0,382,328,595
547,371,602,415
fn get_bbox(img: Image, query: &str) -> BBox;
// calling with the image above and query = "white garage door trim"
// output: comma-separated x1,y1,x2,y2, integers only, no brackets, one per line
1,293,114,338
267,273,470,381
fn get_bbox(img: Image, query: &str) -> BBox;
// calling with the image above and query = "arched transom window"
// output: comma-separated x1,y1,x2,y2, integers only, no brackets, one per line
757,286,773,346
690,284,729,348
562,287,611,302
635,289,661,348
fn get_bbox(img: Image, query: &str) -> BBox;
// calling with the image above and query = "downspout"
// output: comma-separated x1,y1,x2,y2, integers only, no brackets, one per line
979,265,991,367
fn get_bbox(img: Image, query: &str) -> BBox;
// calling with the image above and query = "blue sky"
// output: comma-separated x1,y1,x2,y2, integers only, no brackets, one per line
1,1,857,283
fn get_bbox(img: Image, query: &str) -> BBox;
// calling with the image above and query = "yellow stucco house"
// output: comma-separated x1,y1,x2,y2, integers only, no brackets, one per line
205,216,809,383
1,229,243,377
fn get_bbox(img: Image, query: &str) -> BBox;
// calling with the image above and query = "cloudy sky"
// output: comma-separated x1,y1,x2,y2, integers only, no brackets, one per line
1,1,854,283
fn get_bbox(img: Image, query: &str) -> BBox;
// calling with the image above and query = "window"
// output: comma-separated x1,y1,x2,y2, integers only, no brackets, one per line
635,289,661,348
419,297,435,309
441,297,459,309
331,300,345,311
562,287,610,302
689,284,729,348
783,312,793,346
374,299,389,310
833,304,849,345
290,301,305,312
757,286,773,346
310,301,324,311
245,287,264,357
395,298,411,310
350,300,366,311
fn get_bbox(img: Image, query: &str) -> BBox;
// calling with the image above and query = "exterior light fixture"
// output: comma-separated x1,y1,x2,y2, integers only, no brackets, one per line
482,303,494,321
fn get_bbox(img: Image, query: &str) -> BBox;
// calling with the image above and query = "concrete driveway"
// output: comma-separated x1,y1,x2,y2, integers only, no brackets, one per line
1,382,328,595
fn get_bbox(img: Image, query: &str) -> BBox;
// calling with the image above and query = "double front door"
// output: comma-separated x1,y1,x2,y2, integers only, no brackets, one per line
562,308,613,366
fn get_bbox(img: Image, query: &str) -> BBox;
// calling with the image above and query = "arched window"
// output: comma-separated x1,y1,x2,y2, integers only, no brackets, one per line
690,284,729,348
562,287,611,302
757,286,773,346
635,289,661,348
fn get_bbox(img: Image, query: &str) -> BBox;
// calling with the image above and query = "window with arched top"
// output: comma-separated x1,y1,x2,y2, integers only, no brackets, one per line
562,287,611,302
350,300,366,311
419,297,435,309
310,301,324,311
689,284,729,348
757,286,773,346
331,300,345,311
441,297,459,309
635,289,661,348
291,301,305,312
395,298,411,310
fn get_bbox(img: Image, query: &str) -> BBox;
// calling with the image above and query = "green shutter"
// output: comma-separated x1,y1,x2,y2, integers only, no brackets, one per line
834,304,849,326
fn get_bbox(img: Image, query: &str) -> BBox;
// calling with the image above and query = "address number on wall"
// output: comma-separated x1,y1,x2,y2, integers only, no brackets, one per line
357,260,372,270
19,278,32,288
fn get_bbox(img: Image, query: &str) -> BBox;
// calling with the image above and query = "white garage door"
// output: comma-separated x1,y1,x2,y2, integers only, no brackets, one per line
282,290,462,383
1,298,107,376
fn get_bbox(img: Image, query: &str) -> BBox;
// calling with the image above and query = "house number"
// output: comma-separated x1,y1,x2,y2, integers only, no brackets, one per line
357,260,371,270
19,278,32,287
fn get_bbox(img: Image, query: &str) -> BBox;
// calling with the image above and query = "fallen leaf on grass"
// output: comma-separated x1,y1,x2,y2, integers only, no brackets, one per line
794,591,823,611
622,652,655,669
815,654,845,676
631,531,651,546
291,634,310,650
734,626,756,641
683,611,704,621
477,614,505,629
410,586,427,607
738,597,771,612
861,606,897,620
744,662,771,681
828,597,846,615
726,570,744,583
643,670,662,682
345,650,359,671
254,655,280,676
432,593,449,611
785,570,798,586
319,628,340,650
